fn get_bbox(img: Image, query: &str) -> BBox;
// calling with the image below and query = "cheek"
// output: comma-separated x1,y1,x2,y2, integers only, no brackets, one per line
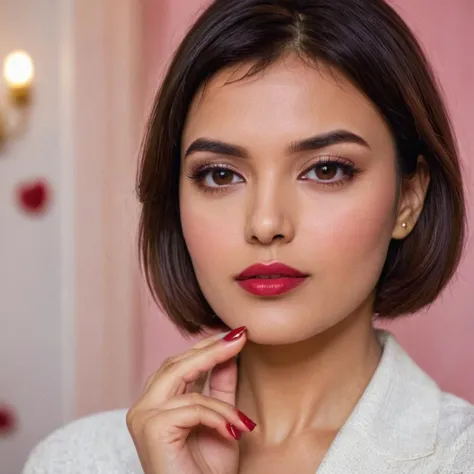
324,197,394,252
180,191,241,282
305,177,397,283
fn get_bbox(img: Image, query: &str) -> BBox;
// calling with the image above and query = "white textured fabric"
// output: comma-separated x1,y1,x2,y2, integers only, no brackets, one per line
23,330,474,473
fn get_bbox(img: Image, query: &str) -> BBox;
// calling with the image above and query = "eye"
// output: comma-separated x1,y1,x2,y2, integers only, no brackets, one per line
186,163,245,192
202,168,243,187
300,158,359,185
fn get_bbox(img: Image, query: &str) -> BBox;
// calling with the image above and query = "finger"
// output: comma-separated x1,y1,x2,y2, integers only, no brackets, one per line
141,327,247,406
184,331,238,393
145,405,241,444
142,330,232,393
160,393,256,433
185,370,208,394
208,356,238,406
191,330,231,350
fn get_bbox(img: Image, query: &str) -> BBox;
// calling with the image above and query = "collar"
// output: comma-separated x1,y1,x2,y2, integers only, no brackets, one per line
348,329,441,460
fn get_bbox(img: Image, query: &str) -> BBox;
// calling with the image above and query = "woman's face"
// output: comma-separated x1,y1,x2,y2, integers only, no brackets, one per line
180,55,400,345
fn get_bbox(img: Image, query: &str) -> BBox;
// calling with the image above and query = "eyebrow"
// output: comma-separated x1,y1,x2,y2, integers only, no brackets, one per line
183,129,371,159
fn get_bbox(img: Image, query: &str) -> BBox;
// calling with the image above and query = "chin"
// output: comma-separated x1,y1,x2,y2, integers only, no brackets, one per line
221,306,335,346
247,330,307,346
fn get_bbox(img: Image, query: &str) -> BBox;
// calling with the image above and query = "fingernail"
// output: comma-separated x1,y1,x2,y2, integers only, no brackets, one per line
226,422,242,440
222,326,246,342
237,410,257,431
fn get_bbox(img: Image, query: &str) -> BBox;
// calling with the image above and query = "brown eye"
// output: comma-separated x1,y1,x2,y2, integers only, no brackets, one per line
301,159,357,185
211,169,235,186
315,163,338,180
195,167,244,188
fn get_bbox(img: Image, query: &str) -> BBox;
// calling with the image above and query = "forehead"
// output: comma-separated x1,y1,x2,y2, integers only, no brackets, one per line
182,54,392,152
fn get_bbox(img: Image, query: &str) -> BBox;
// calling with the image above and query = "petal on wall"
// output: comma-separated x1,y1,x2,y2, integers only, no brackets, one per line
16,179,51,215
0,404,17,435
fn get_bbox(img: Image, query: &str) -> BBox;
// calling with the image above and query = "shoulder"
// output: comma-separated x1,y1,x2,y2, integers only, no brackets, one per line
436,392,474,471
370,332,474,471
22,409,142,474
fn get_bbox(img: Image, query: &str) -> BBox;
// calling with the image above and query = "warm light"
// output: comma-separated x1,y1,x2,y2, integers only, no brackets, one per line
3,51,34,88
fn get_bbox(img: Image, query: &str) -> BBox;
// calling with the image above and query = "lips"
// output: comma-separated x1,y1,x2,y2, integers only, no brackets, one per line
236,262,307,280
235,262,308,296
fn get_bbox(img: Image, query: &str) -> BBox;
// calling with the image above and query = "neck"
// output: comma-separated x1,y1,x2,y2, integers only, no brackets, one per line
235,309,382,447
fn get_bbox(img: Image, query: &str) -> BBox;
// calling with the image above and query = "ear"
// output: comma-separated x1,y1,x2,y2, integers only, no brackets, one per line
392,155,430,240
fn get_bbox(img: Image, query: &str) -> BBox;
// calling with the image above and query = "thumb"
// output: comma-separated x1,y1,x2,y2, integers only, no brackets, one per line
208,356,239,406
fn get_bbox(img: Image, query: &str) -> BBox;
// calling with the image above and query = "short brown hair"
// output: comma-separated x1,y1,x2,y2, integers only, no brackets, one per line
137,0,466,334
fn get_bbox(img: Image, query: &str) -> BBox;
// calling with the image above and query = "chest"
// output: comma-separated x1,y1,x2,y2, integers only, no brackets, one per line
238,451,325,474
238,431,336,474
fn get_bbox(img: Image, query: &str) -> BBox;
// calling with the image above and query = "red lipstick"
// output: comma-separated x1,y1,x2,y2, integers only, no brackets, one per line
235,262,308,297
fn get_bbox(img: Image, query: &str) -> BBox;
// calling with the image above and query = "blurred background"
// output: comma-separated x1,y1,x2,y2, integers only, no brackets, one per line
0,0,473,472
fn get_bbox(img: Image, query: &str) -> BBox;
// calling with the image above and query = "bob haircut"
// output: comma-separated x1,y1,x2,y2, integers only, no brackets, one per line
137,0,466,334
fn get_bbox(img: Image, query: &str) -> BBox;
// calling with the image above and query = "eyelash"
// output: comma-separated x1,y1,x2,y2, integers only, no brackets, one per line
185,156,362,195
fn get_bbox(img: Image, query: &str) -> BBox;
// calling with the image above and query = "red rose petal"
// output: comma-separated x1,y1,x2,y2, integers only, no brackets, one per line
17,179,50,215
0,405,16,434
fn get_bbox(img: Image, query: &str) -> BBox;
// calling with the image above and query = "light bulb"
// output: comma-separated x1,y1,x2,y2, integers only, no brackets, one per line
4,51,34,88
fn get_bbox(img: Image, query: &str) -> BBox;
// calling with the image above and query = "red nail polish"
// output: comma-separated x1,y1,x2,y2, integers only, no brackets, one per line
226,422,242,440
223,326,246,342
237,410,257,431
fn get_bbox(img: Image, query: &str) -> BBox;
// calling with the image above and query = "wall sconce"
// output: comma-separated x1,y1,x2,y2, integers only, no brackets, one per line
0,50,34,147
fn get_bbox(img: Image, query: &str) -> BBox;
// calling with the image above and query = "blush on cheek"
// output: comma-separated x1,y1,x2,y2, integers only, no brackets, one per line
346,209,394,254
180,205,237,284
305,206,394,321
309,185,397,274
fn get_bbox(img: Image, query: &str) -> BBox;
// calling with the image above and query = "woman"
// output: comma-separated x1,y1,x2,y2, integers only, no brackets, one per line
24,0,473,473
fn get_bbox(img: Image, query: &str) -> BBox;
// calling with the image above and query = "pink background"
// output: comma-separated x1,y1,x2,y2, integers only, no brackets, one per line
139,0,474,402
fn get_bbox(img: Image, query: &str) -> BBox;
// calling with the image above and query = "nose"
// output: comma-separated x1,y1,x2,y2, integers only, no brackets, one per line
244,181,295,246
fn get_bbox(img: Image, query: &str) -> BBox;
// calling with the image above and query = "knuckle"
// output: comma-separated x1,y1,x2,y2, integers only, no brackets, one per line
187,392,203,405
125,409,134,429
126,409,143,434
191,404,204,415
161,356,178,370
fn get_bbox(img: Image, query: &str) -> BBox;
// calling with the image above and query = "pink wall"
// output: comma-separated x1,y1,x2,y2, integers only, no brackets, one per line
139,0,474,402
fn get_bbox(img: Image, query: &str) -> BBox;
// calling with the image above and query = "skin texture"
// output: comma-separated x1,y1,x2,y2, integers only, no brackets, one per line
179,54,430,461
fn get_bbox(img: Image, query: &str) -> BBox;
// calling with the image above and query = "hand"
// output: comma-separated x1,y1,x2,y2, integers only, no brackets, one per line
126,326,256,474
